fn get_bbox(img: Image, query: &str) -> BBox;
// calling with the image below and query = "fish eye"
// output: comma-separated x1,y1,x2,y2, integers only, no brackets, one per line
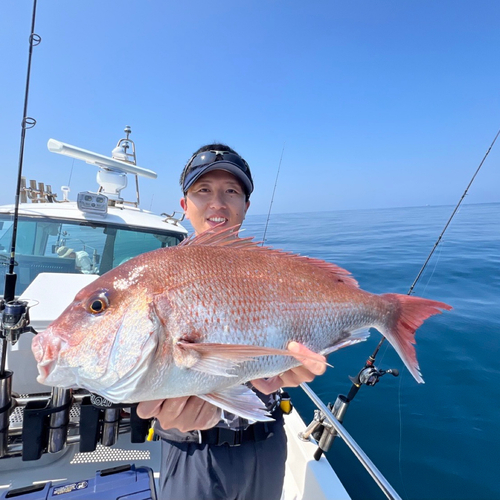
88,295,109,314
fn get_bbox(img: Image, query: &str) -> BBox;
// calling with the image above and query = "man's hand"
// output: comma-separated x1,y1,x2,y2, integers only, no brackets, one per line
250,341,327,395
137,396,221,432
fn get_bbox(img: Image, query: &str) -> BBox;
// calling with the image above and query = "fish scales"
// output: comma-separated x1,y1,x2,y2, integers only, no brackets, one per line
164,247,363,377
32,227,451,421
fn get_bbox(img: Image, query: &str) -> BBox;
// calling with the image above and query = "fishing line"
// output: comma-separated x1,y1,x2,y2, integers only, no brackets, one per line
386,129,499,499
420,239,445,297
397,371,410,500
370,126,500,359
262,143,285,245
408,128,500,296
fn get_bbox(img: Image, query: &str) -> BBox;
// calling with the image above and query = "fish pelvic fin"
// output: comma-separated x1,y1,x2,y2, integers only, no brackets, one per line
178,226,359,288
379,294,452,384
198,385,274,422
177,341,332,377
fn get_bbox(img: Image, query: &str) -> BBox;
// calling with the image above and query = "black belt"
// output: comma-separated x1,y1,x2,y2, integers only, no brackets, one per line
200,411,283,447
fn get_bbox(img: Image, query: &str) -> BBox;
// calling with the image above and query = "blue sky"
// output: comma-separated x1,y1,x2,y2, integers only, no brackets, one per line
1,1,499,215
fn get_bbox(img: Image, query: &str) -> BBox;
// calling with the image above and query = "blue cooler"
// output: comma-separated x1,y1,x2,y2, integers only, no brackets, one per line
1,464,157,499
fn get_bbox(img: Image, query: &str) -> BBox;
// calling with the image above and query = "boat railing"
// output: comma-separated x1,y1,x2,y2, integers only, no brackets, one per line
20,177,58,204
299,382,402,500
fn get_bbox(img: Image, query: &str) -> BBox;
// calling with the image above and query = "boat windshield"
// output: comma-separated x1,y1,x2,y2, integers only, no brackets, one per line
0,216,185,296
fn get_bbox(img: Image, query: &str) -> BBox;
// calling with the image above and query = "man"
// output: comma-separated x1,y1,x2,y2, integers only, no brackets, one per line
56,246,93,273
137,144,326,500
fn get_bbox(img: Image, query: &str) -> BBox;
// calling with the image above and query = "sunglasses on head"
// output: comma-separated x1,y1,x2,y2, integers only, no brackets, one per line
182,150,253,194
185,150,250,173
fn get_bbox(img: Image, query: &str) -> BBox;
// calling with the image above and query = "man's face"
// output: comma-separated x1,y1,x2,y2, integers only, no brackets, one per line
180,169,250,235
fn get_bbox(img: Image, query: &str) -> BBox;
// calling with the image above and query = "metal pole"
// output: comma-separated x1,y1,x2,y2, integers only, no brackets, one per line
47,388,72,453
300,383,402,500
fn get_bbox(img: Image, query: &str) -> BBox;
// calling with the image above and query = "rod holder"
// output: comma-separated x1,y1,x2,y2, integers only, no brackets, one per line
22,400,50,461
298,409,323,442
130,406,151,443
47,388,72,453
0,370,13,458
79,396,102,453
314,395,350,460
101,409,120,447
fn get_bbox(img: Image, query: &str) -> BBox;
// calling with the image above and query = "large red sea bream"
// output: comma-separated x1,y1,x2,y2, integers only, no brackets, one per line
32,228,451,421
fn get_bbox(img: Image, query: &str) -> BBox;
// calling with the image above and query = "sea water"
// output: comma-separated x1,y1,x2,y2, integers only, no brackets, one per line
241,203,499,500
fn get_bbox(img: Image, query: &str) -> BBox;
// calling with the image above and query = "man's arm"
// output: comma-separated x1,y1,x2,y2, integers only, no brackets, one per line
136,342,326,431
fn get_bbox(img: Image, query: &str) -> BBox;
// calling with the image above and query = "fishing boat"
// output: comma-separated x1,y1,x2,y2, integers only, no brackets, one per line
0,129,403,499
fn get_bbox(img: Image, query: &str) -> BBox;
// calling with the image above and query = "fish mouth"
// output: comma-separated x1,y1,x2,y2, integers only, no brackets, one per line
31,333,46,364
39,365,80,390
32,334,75,387
32,333,63,371
37,359,57,382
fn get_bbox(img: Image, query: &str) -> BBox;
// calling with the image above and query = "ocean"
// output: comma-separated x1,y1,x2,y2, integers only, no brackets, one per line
239,203,499,500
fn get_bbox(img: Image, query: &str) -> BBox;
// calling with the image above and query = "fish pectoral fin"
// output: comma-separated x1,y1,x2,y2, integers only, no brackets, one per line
177,341,331,376
198,385,274,422
188,356,240,378
177,341,291,377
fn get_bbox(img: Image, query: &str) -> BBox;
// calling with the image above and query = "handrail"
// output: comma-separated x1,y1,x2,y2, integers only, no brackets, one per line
300,382,402,500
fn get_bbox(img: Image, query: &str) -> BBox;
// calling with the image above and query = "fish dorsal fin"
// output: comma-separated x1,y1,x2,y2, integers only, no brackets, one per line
179,225,258,249
179,226,359,288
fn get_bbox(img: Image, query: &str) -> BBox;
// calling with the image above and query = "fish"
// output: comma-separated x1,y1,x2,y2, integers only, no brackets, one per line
32,227,452,421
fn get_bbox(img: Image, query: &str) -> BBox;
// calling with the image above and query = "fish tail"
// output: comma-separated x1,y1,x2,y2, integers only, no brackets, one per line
379,294,452,383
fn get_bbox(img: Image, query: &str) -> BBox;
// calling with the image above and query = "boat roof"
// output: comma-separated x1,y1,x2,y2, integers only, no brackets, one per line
0,201,187,235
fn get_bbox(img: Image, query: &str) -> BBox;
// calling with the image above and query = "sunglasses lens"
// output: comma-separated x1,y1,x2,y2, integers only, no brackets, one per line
188,151,248,172
223,153,248,171
189,152,217,169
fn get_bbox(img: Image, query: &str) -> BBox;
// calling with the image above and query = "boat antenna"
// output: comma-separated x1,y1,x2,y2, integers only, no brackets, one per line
262,143,285,245
4,0,40,303
370,126,500,362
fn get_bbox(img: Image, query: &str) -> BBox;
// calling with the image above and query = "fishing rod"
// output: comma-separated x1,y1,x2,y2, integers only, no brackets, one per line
5,0,40,301
369,127,500,361
1,0,40,373
0,0,41,460
262,143,285,245
309,127,500,460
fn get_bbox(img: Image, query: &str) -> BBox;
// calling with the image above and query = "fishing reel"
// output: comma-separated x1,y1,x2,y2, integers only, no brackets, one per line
348,364,399,389
302,358,400,461
0,299,37,346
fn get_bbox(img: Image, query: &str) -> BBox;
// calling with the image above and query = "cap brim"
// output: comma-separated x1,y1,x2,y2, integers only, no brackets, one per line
183,161,253,196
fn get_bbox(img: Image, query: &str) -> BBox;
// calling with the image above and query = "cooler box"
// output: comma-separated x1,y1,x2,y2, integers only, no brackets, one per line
1,464,156,500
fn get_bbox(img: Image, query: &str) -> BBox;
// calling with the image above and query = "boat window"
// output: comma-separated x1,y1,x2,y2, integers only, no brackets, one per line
0,216,185,296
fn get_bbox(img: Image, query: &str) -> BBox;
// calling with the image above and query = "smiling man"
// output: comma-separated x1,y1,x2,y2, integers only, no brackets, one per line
180,168,250,232
137,144,326,500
